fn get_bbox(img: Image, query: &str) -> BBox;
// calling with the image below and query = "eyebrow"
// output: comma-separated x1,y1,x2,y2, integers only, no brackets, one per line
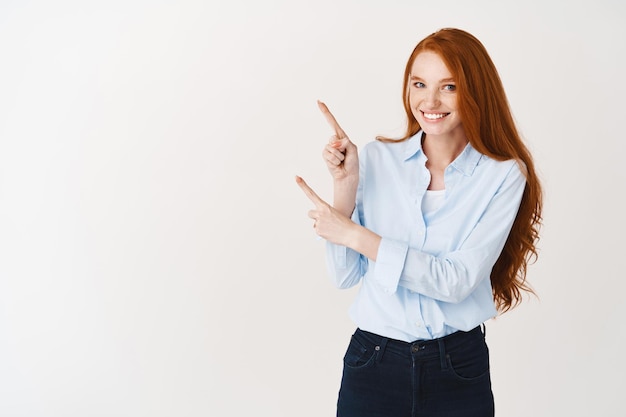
409,75,456,83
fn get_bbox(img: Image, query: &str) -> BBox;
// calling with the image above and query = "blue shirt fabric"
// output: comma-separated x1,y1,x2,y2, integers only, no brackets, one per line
326,131,526,342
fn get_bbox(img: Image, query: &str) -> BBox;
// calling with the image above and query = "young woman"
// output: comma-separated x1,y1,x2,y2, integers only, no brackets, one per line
296,27,542,417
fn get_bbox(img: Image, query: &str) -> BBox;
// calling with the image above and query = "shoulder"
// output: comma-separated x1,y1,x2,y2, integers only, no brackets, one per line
360,140,407,172
475,154,527,189
360,133,421,161
479,155,524,175
361,138,402,153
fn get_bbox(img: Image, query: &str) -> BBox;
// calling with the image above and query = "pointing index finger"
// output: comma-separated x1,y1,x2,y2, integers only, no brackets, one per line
317,100,347,139
295,175,327,208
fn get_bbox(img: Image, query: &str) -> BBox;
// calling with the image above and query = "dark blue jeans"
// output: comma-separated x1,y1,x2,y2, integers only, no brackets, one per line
337,326,494,417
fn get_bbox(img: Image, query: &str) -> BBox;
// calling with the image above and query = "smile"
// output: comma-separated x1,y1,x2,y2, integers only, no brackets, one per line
422,112,449,120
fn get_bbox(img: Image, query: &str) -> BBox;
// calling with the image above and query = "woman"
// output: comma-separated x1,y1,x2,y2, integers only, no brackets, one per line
296,27,542,417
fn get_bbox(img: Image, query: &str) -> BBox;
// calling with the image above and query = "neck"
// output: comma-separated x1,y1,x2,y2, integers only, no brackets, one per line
422,132,468,168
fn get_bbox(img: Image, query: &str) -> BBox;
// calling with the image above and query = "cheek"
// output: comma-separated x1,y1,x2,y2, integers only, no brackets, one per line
408,92,420,111
408,94,421,118
443,95,458,110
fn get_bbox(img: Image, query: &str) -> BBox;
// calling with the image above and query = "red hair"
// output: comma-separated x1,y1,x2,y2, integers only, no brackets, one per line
379,28,543,312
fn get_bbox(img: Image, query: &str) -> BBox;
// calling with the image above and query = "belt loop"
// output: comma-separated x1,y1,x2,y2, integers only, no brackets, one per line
376,337,389,363
437,338,447,370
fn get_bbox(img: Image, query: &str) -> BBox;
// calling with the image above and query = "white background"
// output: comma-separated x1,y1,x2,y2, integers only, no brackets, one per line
1,0,624,416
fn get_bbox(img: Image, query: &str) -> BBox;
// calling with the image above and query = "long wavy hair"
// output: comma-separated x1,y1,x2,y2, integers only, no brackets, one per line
378,28,543,312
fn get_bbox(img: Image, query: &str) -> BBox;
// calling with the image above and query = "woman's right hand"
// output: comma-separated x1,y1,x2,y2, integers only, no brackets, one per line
318,101,358,182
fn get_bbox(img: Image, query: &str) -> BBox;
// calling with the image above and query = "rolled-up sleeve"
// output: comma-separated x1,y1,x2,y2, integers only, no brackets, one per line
396,162,526,303
372,238,409,294
325,205,366,289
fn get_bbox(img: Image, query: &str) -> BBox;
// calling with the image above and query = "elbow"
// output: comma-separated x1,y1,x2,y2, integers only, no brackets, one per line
325,246,364,289
328,268,361,289
441,288,474,304
434,263,479,304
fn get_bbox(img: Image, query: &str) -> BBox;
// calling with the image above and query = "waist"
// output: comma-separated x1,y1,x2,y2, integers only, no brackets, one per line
354,325,485,358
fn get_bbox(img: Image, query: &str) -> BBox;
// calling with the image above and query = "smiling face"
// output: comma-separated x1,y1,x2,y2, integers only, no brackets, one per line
409,51,465,141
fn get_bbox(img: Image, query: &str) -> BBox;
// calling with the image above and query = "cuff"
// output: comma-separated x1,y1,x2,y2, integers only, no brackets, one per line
374,237,408,295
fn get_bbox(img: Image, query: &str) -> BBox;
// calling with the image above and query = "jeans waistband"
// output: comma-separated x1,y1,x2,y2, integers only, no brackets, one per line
354,325,485,363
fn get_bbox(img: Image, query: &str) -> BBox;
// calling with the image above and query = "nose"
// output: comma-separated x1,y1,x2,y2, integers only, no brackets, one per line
424,88,441,107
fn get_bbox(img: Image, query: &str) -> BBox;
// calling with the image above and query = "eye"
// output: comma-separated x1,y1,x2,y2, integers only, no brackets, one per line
413,81,425,88
443,84,456,92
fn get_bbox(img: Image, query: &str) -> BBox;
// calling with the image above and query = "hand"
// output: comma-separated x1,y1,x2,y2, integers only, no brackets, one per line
295,175,355,245
317,100,358,182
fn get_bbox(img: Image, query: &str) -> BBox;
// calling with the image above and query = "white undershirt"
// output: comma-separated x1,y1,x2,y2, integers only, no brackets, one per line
421,189,446,214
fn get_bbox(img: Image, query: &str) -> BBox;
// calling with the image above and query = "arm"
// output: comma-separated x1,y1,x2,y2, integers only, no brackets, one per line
297,101,379,287
317,101,359,217
323,149,381,289
379,162,527,302
325,221,380,289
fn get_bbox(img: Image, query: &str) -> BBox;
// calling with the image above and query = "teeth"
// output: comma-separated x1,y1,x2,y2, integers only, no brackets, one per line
423,113,447,120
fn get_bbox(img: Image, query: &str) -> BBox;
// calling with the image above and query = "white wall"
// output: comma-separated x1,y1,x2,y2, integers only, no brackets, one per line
0,0,624,416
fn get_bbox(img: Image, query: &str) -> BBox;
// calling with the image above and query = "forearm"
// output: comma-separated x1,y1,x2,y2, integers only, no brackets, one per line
333,177,358,218
344,223,381,261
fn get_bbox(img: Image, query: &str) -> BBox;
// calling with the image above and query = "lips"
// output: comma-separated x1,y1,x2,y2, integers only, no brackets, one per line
422,112,449,120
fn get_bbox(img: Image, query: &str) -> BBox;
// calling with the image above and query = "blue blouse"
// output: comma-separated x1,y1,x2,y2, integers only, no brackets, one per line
326,131,526,342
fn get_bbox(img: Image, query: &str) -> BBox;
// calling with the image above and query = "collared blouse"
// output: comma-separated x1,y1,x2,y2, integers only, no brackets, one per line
326,131,526,342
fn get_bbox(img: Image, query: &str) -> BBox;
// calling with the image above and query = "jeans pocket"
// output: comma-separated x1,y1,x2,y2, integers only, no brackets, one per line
445,341,490,382
343,334,378,369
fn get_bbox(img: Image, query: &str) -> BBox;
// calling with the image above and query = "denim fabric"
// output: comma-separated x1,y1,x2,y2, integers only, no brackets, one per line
337,326,494,417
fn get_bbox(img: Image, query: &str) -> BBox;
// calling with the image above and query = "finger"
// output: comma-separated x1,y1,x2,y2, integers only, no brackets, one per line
317,100,347,139
325,154,345,167
324,154,344,167
295,176,327,207
323,146,345,162
328,134,342,147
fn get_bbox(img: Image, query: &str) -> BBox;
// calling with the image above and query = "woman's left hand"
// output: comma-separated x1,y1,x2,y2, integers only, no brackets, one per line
295,175,355,245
